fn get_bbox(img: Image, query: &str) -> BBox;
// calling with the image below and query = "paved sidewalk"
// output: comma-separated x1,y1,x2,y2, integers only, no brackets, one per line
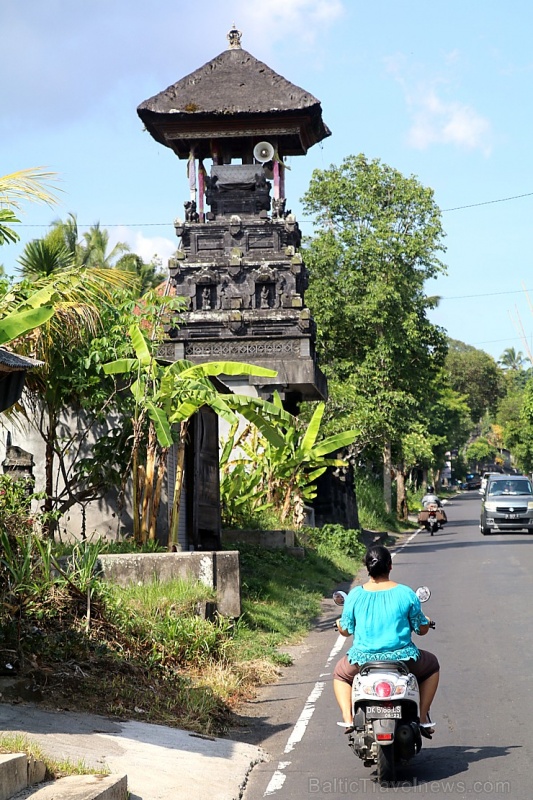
0,703,265,800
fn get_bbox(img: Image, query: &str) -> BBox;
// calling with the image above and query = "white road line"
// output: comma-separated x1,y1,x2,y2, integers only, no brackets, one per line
392,528,420,557
262,632,348,796
263,762,291,796
262,531,422,797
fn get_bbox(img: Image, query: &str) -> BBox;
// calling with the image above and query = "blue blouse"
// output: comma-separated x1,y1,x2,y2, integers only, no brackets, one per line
339,584,429,664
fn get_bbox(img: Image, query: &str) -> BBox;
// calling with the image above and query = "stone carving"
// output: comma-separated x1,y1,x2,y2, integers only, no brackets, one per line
260,284,271,308
272,198,291,219
186,340,300,358
184,200,199,222
201,286,212,310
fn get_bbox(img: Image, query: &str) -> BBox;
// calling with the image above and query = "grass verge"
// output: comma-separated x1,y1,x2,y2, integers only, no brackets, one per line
0,733,108,778
0,534,363,736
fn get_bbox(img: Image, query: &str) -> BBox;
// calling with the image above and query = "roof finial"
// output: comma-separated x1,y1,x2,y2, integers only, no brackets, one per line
227,23,242,49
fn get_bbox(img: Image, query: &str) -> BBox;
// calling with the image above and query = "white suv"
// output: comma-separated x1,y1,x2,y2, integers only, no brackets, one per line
480,472,499,494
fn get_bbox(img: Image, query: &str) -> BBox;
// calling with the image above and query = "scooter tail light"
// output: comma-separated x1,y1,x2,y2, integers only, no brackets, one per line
376,733,394,741
374,681,393,698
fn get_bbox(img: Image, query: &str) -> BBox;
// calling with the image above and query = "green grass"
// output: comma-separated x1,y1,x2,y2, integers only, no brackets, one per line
0,734,108,779
229,541,360,664
0,532,363,735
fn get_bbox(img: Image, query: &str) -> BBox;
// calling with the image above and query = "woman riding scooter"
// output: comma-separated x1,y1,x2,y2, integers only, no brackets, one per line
333,546,440,738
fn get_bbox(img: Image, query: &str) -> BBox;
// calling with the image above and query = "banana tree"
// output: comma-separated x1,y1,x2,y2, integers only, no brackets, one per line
104,323,290,546
220,395,359,527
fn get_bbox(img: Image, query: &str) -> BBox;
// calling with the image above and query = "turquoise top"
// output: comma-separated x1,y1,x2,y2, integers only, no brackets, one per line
339,584,429,664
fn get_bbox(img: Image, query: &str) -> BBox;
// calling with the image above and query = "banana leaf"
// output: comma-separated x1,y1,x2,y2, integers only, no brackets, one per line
300,402,325,453
128,324,152,366
103,358,139,375
179,360,277,379
145,401,173,448
0,305,54,345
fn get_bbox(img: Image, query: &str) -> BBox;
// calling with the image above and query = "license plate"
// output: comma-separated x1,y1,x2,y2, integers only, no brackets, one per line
505,514,520,519
366,704,402,719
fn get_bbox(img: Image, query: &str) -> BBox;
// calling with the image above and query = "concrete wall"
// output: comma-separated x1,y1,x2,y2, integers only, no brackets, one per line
0,402,167,542
96,551,241,617
222,529,294,548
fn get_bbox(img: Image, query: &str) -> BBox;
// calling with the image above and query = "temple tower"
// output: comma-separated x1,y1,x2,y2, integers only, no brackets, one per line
138,26,330,408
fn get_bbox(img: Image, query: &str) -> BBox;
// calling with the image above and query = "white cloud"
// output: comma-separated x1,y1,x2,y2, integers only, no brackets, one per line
237,0,344,45
110,227,176,268
386,55,492,156
407,89,492,155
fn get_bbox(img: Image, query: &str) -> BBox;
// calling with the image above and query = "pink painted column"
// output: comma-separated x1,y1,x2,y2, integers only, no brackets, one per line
273,159,280,200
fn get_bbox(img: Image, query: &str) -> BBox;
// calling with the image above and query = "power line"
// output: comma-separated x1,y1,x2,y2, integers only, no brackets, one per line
12,188,533,229
442,191,533,212
440,287,532,301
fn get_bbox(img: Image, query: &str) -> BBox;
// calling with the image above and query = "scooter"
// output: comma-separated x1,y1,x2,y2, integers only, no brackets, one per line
418,503,445,536
333,587,435,784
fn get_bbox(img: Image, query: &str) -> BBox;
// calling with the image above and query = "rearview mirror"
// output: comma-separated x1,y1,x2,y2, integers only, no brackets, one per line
416,586,431,603
333,590,347,606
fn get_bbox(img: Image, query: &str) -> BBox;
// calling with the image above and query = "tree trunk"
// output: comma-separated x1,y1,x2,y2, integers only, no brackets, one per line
396,466,408,521
383,440,392,514
168,421,188,551
140,422,157,543
42,407,58,538
149,448,167,542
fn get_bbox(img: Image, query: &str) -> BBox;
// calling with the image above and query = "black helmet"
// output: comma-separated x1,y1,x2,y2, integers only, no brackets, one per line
427,485,434,493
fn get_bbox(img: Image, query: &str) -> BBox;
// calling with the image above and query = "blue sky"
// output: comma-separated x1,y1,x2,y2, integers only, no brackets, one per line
2,0,533,363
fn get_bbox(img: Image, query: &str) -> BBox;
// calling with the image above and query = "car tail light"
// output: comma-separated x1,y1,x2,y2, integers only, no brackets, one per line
374,681,393,698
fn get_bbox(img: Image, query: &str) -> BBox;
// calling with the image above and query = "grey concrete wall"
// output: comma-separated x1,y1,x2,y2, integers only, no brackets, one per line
96,551,241,617
221,529,295,548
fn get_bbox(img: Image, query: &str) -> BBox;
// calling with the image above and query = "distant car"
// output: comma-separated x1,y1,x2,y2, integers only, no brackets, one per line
465,473,482,490
480,474,533,535
480,472,499,494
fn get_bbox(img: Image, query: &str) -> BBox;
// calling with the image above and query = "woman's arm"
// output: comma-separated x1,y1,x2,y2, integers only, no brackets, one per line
336,619,351,637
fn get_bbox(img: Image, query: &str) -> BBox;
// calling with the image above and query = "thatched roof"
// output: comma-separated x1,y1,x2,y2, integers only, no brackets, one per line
137,46,330,158
0,347,42,372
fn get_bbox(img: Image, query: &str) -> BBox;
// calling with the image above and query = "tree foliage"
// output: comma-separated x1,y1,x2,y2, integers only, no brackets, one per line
302,153,448,507
446,339,504,423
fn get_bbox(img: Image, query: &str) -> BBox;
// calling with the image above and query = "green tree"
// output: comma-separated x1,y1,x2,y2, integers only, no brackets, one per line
465,437,497,471
302,153,448,511
115,253,167,295
446,339,504,423
103,323,296,547
12,268,134,536
81,222,130,268
220,398,357,528
499,346,525,372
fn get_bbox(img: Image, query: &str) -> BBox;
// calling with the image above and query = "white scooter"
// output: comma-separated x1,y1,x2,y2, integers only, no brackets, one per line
333,587,435,784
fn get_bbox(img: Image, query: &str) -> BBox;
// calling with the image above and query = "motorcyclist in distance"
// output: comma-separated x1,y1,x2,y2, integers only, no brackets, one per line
421,486,442,508
420,485,447,526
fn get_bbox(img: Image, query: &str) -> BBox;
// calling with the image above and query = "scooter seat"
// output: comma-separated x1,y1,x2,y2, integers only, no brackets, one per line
359,660,410,676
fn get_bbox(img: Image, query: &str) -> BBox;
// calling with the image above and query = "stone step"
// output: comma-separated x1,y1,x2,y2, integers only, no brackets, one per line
0,753,127,800
13,774,128,799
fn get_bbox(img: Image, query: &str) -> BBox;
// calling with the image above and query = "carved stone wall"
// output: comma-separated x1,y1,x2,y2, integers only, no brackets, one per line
166,198,326,401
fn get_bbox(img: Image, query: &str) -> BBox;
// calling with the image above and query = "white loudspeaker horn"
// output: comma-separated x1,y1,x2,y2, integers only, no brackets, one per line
253,141,275,163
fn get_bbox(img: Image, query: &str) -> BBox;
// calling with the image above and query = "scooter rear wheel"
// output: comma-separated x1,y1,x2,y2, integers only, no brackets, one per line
376,743,396,784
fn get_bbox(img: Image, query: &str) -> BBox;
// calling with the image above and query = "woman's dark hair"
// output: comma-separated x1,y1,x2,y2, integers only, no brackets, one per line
365,545,392,578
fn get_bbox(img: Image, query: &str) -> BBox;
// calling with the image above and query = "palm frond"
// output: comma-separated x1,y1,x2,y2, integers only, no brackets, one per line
0,168,60,210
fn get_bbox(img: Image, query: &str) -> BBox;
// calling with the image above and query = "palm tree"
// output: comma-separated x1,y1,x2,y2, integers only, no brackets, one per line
499,347,525,371
18,237,74,278
0,168,58,246
115,253,167,295
82,222,130,268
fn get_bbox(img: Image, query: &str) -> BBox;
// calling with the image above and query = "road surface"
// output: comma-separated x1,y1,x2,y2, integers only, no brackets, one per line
239,492,532,799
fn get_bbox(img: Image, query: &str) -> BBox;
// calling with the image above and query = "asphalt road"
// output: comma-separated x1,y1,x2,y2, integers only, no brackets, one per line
240,492,532,799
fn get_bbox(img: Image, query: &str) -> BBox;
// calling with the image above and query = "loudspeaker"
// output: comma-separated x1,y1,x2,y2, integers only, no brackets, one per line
253,141,275,163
